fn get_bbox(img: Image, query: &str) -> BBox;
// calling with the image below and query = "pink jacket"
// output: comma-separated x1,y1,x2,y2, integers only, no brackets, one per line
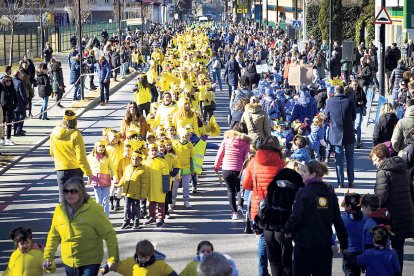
214,130,252,172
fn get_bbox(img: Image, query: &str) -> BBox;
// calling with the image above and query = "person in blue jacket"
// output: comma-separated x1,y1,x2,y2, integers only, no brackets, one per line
341,193,367,276
290,88,318,123
99,56,111,105
69,53,81,100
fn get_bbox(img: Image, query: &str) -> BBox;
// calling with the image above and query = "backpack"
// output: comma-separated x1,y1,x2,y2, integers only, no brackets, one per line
257,179,299,231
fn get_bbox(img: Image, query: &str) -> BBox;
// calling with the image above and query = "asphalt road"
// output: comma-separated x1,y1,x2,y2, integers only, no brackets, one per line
1,78,414,275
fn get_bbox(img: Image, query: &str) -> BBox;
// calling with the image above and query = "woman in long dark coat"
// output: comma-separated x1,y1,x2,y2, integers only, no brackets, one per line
370,143,414,274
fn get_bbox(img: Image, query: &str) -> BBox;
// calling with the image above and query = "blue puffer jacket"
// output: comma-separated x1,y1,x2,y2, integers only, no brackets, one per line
291,147,311,163
69,58,80,84
290,90,318,123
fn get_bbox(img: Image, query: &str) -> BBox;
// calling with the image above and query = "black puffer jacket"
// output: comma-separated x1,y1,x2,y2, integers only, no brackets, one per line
375,156,414,239
373,112,398,145
36,72,52,98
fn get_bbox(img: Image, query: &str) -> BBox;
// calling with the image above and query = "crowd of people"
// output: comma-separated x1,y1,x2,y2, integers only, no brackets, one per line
2,18,414,276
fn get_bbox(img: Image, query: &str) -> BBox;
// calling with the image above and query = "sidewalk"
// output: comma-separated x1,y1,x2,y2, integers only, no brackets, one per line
0,52,139,174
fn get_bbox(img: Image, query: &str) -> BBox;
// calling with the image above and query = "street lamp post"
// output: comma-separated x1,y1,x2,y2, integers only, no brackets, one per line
118,0,122,43
78,0,84,100
328,0,333,69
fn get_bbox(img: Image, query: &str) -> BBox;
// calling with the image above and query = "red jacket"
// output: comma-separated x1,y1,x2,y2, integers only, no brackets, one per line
242,148,285,220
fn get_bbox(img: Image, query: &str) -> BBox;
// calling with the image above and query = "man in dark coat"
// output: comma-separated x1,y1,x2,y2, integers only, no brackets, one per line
371,144,414,274
12,71,28,136
329,51,342,79
69,54,81,100
325,85,356,188
390,59,407,101
224,54,241,97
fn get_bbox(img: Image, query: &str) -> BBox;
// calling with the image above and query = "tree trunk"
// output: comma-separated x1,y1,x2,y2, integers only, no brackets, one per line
9,25,14,66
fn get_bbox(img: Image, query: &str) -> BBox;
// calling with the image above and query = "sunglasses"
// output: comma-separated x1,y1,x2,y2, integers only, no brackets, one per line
63,189,79,195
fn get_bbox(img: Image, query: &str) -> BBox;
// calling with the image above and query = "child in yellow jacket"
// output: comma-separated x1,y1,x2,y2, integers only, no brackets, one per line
160,138,179,218
87,140,116,218
4,227,56,276
99,240,177,276
106,130,124,211
143,143,170,228
117,150,150,230
179,241,214,276
171,128,195,210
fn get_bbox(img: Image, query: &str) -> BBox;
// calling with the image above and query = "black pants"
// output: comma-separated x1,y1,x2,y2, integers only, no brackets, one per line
150,84,158,103
138,102,151,117
293,243,332,276
264,230,293,276
222,170,241,213
391,236,405,276
342,251,361,276
89,75,95,88
203,106,214,122
100,81,110,102
3,109,13,139
56,168,83,202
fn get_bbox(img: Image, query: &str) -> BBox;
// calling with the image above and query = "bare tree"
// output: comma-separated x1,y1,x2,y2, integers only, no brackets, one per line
68,0,94,29
33,1,55,50
0,0,32,65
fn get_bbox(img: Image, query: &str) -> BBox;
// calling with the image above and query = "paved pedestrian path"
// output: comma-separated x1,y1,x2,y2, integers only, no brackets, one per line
0,52,138,173
0,78,413,275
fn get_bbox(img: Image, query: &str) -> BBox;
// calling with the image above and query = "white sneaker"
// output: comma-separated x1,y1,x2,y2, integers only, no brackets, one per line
184,201,191,208
231,213,239,220
5,139,15,146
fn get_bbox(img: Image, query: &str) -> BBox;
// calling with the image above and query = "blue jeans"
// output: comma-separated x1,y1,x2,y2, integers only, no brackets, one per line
334,143,355,186
124,197,140,221
40,96,49,119
228,84,237,97
73,83,80,99
64,264,100,276
258,233,269,276
93,186,110,217
121,62,127,78
13,110,25,134
355,107,363,142
212,69,222,90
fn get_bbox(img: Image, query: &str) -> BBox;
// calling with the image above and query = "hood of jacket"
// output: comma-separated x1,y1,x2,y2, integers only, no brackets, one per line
379,156,407,173
153,250,166,261
306,180,332,197
256,148,282,166
224,130,252,143
245,102,263,114
51,126,77,140
404,105,414,118
298,90,314,107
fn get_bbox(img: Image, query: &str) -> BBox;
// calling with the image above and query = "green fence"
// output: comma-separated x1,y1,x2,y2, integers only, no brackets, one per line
0,21,126,66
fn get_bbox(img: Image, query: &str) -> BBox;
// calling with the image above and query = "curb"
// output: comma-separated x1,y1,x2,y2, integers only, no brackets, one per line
0,72,138,176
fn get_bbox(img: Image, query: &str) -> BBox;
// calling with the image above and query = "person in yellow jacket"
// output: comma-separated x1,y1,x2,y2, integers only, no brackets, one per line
116,150,150,230
106,130,124,211
87,140,116,217
133,74,151,116
133,240,177,276
172,98,200,136
179,241,214,276
117,144,133,182
49,110,92,202
43,177,119,275
3,227,56,276
147,61,159,102
171,128,195,210
143,143,170,227
202,86,216,122
161,138,180,218
154,92,178,126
